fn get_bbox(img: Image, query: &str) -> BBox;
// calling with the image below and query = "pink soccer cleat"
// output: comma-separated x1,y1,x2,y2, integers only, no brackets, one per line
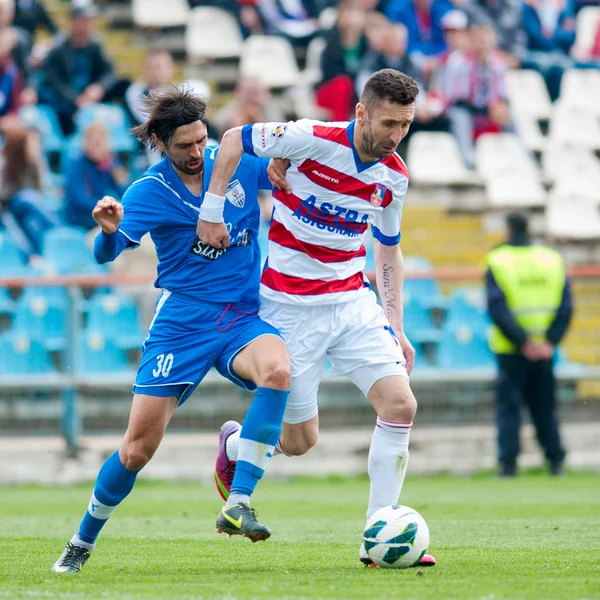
214,420,241,501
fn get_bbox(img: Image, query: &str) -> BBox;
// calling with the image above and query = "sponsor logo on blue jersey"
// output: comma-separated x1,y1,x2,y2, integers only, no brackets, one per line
190,228,251,261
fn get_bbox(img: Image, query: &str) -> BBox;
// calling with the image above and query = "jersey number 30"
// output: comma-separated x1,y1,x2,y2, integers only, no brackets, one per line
153,353,174,378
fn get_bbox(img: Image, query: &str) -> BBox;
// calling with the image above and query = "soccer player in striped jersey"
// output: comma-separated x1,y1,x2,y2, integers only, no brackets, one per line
202,69,435,567
52,87,291,573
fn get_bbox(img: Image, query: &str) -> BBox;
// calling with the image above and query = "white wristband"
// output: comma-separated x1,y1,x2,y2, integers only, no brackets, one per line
199,192,226,223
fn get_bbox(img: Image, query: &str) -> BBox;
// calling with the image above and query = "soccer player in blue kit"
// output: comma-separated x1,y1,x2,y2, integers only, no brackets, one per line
52,87,291,573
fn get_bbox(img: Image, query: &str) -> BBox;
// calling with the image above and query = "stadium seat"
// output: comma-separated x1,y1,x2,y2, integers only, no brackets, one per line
407,132,473,185
75,333,131,374
74,103,137,153
43,227,105,275
436,326,495,369
86,294,145,350
0,335,55,374
240,36,300,89
486,174,547,209
185,7,243,61
505,70,552,121
132,0,189,28
19,286,69,309
12,298,67,352
543,144,600,188
444,287,490,333
559,69,600,115
575,6,600,57
545,190,600,240
549,102,600,150
0,287,14,316
0,232,28,275
403,277,446,310
403,297,440,344
475,134,540,181
19,105,64,153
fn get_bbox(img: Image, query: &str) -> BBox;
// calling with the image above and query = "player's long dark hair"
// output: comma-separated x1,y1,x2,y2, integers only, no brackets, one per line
131,84,209,150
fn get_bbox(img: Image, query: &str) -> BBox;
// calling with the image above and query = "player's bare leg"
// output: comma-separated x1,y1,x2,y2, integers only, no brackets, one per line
215,334,290,541
360,374,435,567
53,394,178,572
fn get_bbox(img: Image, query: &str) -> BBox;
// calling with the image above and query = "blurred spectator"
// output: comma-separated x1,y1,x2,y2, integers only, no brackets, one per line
126,50,175,126
0,0,35,102
0,127,59,263
385,0,453,75
64,123,129,231
13,0,57,38
315,0,367,121
212,76,284,138
255,0,319,43
442,21,512,169
485,213,571,477
520,0,577,100
0,26,25,130
38,3,117,135
462,0,526,66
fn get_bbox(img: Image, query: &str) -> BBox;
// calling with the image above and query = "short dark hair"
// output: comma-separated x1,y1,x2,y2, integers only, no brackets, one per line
360,69,419,109
507,212,529,236
131,85,209,150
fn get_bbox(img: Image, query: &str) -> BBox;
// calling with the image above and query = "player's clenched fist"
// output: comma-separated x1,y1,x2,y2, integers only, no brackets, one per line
196,219,230,250
92,196,123,234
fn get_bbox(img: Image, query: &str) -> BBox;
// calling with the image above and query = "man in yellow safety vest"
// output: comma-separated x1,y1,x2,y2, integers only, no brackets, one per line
485,213,573,477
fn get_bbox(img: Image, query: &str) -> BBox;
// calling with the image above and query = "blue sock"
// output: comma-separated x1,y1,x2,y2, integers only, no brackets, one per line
77,450,139,544
228,387,288,503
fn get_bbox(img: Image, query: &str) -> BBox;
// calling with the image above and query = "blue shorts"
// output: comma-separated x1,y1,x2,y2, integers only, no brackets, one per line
133,291,281,405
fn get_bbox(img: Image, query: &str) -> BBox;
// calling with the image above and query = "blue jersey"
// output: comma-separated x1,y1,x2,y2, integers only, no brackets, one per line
94,147,271,309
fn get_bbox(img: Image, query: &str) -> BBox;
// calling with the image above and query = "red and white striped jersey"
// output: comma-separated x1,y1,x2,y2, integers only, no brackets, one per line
241,119,409,305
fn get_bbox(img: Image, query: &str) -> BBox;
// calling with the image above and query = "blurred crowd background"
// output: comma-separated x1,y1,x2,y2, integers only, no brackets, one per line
0,0,599,451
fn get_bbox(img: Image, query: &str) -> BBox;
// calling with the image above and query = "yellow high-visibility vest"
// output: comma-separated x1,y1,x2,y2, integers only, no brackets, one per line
486,244,565,354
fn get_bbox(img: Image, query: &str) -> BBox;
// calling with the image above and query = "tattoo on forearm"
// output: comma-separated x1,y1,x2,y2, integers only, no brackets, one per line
382,263,397,322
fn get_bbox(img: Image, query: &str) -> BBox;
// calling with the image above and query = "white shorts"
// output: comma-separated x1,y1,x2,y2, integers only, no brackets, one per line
259,291,408,424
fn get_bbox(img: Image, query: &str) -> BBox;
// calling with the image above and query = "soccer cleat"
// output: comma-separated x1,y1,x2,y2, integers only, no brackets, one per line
214,420,241,501
216,503,271,542
359,541,436,568
52,542,92,573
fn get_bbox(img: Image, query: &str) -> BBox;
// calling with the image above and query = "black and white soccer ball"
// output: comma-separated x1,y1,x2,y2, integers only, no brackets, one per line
363,505,430,569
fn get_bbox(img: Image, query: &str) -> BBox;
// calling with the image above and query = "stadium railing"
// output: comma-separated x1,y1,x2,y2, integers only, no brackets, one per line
1,266,599,455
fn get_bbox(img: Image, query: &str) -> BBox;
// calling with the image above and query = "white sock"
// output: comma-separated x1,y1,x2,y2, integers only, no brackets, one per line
70,533,95,552
366,417,412,520
226,429,240,461
226,493,250,508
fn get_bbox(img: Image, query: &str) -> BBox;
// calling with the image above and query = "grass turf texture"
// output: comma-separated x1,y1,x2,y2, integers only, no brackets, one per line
1,472,599,600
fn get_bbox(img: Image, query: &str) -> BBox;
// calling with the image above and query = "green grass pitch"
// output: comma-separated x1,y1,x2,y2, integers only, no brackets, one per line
1,472,599,600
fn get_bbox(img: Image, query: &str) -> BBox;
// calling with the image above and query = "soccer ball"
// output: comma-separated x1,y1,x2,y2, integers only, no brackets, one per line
363,505,430,569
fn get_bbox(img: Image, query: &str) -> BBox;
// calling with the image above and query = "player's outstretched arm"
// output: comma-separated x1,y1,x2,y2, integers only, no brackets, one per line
374,241,416,375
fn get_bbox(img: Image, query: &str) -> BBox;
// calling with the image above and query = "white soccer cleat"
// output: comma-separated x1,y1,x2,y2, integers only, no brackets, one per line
52,542,92,573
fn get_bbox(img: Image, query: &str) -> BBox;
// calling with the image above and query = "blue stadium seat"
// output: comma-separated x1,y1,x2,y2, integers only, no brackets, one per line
0,231,29,275
74,103,137,153
0,335,56,374
42,227,105,275
86,294,145,350
444,287,491,336
76,333,131,373
403,277,446,310
19,286,69,309
19,105,64,153
403,297,440,344
0,287,15,316
436,326,495,369
12,297,67,352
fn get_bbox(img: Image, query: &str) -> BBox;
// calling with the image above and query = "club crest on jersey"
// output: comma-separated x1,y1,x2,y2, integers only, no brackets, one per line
272,124,287,139
226,179,246,208
371,184,386,207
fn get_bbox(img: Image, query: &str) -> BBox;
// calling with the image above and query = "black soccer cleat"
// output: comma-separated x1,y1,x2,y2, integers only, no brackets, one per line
52,542,92,573
216,503,271,542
